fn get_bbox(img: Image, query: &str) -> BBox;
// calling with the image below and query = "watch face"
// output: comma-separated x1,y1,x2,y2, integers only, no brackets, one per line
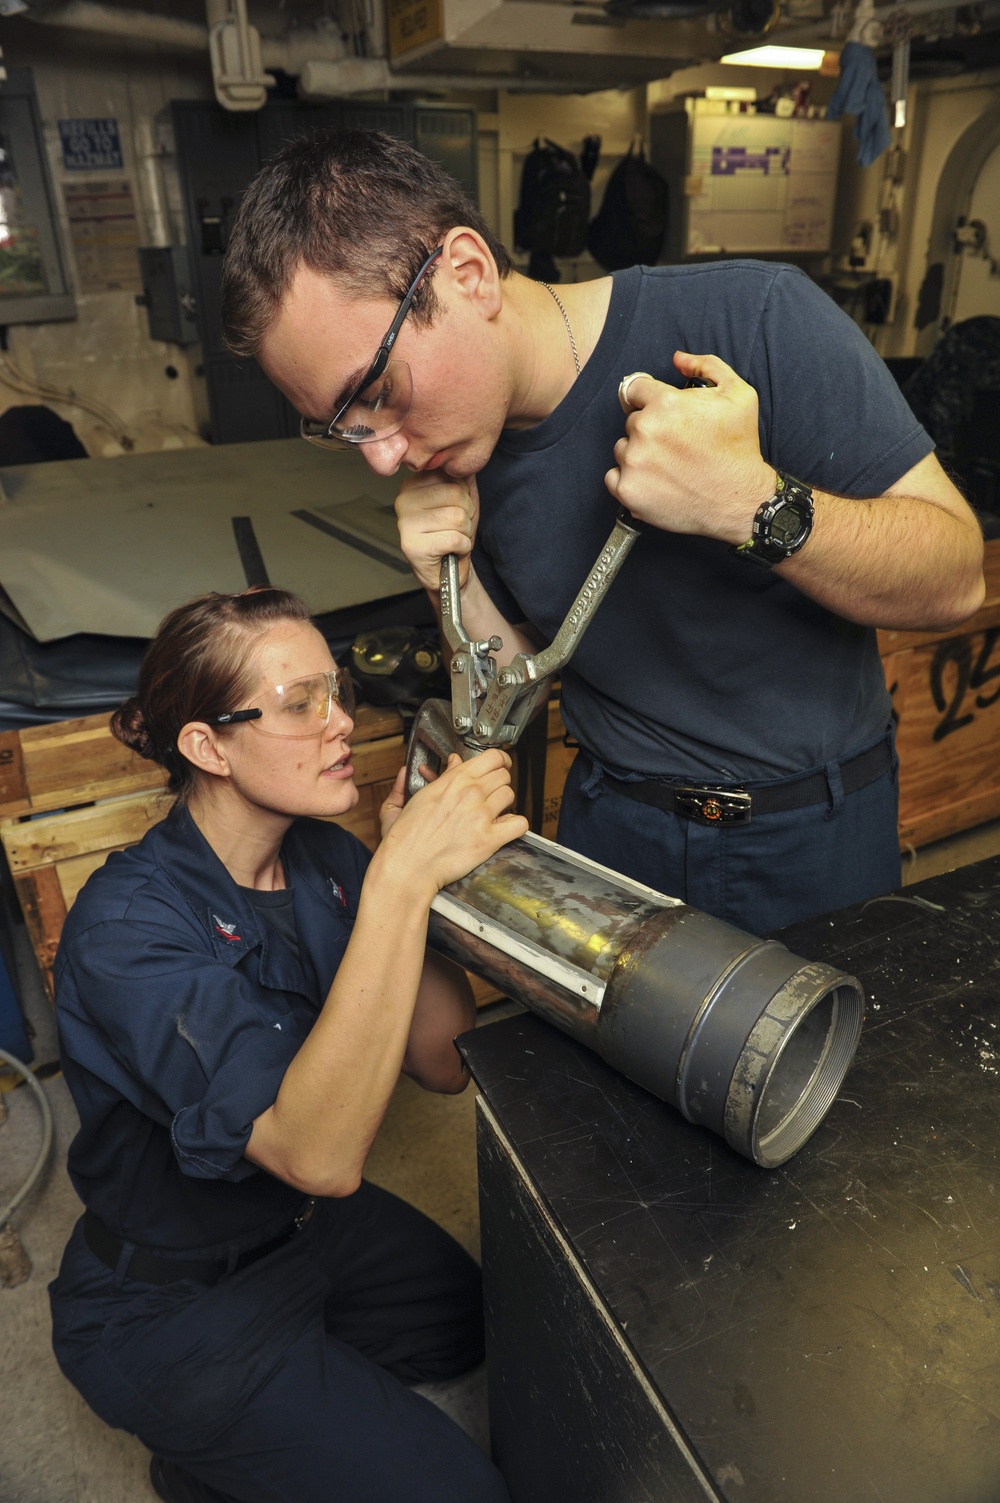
771,504,805,546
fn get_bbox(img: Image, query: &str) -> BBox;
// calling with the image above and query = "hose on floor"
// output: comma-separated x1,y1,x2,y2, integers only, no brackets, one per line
0,1047,55,1287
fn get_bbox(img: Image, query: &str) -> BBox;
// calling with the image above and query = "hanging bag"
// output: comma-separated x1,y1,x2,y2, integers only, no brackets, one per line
587,143,670,272
514,138,591,260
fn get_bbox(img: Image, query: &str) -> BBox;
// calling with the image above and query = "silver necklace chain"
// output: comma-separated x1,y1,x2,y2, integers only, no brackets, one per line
541,282,581,376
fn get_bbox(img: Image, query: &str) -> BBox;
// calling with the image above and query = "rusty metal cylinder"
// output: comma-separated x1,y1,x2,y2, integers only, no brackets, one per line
430,833,863,1167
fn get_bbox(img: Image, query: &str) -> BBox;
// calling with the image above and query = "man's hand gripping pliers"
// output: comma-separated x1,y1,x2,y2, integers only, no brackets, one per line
404,511,643,795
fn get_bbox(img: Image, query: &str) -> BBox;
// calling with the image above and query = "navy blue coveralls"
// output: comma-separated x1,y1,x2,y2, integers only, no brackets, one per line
49,806,509,1503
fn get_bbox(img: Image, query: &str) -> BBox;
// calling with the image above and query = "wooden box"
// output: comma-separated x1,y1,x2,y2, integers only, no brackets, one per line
879,536,1000,850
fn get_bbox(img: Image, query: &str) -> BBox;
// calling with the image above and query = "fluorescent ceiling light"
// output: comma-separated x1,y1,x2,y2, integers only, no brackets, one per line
720,45,827,67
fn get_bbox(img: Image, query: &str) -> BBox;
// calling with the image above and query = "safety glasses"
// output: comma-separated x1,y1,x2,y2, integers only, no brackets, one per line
300,245,443,451
213,668,355,739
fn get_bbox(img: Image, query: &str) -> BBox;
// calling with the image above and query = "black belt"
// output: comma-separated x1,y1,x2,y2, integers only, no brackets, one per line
83,1201,315,1286
608,737,893,827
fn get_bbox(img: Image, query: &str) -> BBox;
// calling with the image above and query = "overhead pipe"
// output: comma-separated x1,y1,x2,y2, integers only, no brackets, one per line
21,2,664,97
26,1,209,50
133,117,170,248
296,55,588,98
20,2,351,71
427,831,864,1167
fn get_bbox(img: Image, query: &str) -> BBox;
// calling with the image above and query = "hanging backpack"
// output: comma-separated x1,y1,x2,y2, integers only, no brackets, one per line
514,138,591,261
587,144,670,272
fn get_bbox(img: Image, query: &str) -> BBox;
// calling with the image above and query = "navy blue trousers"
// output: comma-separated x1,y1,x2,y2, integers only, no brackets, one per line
557,731,901,937
50,1181,510,1503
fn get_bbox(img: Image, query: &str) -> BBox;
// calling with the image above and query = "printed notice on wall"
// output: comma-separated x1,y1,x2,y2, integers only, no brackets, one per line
387,0,443,60
62,178,141,293
58,118,124,173
686,115,840,255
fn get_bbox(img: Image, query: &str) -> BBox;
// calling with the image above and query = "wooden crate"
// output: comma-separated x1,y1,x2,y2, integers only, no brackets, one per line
878,537,1000,849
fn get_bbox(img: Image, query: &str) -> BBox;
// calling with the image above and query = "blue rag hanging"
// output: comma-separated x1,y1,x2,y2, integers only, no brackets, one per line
826,40,892,168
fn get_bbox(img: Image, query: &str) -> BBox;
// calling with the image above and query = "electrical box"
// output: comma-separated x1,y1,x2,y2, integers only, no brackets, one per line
136,246,199,346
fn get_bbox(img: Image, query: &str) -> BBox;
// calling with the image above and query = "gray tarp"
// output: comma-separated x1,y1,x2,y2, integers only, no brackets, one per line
0,438,415,643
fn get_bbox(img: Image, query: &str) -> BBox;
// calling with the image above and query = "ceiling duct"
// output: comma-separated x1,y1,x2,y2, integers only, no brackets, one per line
12,0,728,93
383,0,729,87
22,0,208,49
297,55,578,96
9,0,1000,96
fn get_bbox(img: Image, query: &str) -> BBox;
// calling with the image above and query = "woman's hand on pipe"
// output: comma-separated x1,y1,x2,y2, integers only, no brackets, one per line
379,751,527,896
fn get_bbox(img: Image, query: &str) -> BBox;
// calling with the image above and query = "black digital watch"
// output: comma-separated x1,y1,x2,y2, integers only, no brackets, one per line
732,472,814,568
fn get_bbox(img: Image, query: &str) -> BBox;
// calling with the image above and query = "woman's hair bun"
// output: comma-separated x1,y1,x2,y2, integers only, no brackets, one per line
110,697,161,763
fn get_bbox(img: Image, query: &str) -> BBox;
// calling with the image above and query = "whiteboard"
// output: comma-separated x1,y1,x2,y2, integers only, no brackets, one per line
686,114,840,255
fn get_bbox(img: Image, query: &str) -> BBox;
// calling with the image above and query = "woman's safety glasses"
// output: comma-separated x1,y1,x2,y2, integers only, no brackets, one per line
299,246,443,452
213,668,355,738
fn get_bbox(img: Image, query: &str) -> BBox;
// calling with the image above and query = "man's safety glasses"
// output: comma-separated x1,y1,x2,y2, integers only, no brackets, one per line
300,245,443,452
212,668,356,739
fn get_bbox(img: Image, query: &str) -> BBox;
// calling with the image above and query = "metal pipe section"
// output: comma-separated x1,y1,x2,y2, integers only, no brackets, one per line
430,832,863,1167
27,2,209,50
297,57,562,98
133,118,170,249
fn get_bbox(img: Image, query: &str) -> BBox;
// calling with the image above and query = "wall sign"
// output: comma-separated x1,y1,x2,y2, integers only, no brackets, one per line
62,179,140,292
387,0,443,60
58,118,124,173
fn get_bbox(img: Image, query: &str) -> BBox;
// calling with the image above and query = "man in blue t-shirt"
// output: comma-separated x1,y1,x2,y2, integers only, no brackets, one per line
225,129,985,935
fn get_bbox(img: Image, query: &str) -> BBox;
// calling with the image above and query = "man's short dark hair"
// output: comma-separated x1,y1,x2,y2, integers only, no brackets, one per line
221,128,514,358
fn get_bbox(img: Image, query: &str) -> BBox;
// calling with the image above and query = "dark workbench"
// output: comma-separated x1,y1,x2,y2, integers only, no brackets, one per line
457,856,1000,1503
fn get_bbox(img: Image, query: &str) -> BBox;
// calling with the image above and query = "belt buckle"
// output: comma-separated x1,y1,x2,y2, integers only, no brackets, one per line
675,785,752,826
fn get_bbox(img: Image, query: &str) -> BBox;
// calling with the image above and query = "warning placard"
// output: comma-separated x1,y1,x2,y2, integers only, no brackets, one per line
58,118,124,173
63,178,140,293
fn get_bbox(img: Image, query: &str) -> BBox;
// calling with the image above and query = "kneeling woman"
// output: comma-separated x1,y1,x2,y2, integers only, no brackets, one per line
49,588,525,1503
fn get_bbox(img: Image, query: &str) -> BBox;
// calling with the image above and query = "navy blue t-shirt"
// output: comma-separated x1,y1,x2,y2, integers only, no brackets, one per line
473,262,933,781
